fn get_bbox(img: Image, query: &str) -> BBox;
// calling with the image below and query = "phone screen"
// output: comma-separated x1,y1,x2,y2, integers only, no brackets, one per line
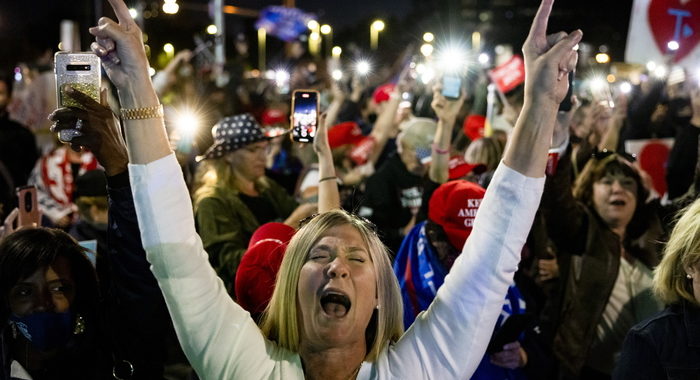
291,90,319,143
442,75,462,100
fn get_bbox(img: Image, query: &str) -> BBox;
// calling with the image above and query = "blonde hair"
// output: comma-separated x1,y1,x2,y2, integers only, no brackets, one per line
464,137,505,171
653,198,700,306
260,210,404,361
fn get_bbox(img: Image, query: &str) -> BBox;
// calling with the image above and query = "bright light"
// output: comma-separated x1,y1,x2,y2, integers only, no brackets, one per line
420,66,436,84
619,82,632,94
275,70,290,86
654,65,667,78
595,53,610,64
264,70,276,80
331,46,342,57
423,32,435,43
310,32,320,41
356,61,371,76
307,20,320,30
163,43,174,54
162,0,179,14
320,24,332,35
331,69,343,81
415,63,426,74
478,53,490,65
420,43,434,57
13,67,22,82
129,8,138,19
646,61,657,71
437,46,467,74
607,74,616,83
589,77,607,93
148,67,156,77
206,24,218,35
667,40,680,51
175,109,199,137
371,20,385,32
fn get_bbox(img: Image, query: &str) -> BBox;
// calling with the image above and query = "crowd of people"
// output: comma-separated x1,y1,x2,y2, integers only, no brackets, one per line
1,0,699,379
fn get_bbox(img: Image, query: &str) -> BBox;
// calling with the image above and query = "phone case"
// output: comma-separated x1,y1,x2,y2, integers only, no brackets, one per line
54,52,101,142
16,186,41,228
290,89,320,143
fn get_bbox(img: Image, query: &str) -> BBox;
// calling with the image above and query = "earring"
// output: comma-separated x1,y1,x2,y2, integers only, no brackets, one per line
73,314,86,335
687,274,693,280
375,304,380,310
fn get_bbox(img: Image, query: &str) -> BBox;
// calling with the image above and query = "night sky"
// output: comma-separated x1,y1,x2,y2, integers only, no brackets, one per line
0,0,633,73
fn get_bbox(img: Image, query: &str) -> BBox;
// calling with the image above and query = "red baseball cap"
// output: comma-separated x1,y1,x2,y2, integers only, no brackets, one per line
372,83,396,104
327,121,365,149
428,180,486,251
261,109,288,126
463,115,486,141
447,155,486,180
235,222,296,314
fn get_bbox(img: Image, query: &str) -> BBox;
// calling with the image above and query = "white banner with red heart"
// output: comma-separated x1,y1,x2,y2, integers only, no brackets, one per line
625,0,700,69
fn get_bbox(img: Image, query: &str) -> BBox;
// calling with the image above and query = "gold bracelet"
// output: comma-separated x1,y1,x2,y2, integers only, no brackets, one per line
120,104,164,120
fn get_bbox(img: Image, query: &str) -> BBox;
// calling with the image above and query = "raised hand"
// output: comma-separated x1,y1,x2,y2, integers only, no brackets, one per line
89,0,151,92
49,87,128,176
431,80,466,123
522,0,582,106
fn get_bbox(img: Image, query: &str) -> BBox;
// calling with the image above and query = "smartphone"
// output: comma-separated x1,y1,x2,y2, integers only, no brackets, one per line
442,75,462,100
486,313,535,354
559,71,575,112
290,90,320,143
16,185,41,228
54,52,101,142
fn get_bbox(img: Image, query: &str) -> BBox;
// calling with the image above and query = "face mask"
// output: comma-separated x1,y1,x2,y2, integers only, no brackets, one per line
9,311,74,351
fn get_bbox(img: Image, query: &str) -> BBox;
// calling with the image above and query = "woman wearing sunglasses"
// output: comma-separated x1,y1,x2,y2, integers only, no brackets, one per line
85,0,579,378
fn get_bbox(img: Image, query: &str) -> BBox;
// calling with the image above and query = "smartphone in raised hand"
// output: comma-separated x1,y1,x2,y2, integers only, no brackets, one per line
16,185,40,228
442,74,463,100
54,52,101,142
290,90,320,143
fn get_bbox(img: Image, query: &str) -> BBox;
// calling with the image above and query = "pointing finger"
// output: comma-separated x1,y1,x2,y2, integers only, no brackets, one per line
529,0,555,41
107,0,135,27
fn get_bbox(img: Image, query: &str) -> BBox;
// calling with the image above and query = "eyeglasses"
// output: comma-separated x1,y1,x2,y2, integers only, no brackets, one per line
592,148,637,163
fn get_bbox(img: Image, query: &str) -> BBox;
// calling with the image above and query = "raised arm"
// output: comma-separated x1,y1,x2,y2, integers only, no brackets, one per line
314,114,340,213
88,0,170,164
429,81,466,184
377,0,582,378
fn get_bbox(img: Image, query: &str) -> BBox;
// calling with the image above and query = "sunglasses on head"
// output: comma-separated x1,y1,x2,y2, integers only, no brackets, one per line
592,148,637,163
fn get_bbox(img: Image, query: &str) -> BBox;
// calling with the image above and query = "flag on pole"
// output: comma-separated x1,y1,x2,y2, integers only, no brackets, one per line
255,6,314,42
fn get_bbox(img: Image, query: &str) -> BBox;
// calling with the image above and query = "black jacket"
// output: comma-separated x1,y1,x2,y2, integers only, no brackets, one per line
613,301,700,379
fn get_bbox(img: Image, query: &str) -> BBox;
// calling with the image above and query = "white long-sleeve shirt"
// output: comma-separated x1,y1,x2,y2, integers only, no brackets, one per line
129,154,543,379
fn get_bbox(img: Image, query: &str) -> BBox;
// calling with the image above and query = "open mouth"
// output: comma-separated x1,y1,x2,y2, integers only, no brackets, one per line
610,200,626,206
320,291,351,318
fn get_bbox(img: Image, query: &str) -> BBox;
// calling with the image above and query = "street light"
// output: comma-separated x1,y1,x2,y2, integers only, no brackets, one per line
321,25,333,56
423,32,434,43
163,43,174,56
206,25,218,35
332,46,342,58
129,8,138,19
307,20,320,31
420,43,433,57
595,53,610,64
370,20,385,50
162,0,179,14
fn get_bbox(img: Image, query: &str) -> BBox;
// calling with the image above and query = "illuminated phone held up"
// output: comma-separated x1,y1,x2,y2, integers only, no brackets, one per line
290,90,320,143
442,74,462,100
54,52,101,142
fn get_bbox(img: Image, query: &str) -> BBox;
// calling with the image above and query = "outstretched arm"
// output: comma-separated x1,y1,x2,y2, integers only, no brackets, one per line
378,0,582,378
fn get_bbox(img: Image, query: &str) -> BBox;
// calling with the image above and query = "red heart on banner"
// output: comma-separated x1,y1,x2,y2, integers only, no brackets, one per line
647,0,700,62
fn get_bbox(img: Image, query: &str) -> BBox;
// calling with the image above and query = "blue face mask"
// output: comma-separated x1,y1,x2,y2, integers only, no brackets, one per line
9,311,74,351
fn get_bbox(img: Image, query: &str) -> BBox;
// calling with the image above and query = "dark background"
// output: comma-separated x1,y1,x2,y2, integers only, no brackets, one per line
0,0,634,74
